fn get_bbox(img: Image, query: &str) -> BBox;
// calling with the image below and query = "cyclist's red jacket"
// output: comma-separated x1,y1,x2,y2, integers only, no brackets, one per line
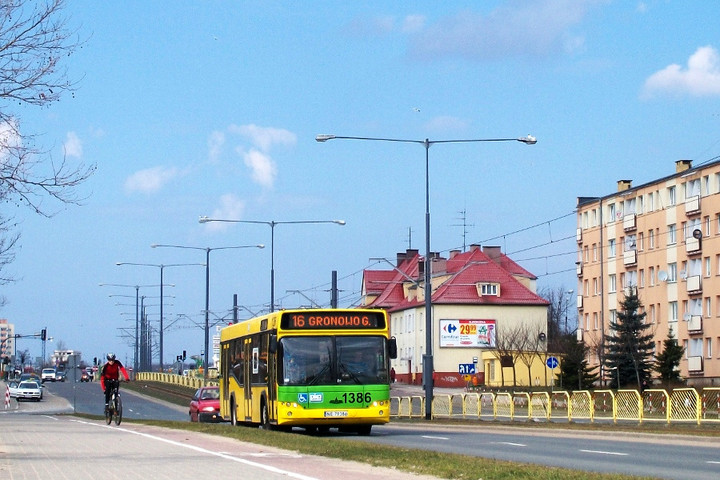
100,360,129,391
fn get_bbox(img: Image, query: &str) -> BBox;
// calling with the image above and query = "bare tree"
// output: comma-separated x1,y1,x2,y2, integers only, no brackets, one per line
0,0,94,216
515,322,546,387
491,323,524,387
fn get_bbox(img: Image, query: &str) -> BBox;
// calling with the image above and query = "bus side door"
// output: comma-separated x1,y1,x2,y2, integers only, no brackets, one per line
243,338,253,421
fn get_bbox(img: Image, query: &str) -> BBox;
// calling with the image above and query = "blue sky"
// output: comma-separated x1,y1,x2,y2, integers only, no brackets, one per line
3,0,720,367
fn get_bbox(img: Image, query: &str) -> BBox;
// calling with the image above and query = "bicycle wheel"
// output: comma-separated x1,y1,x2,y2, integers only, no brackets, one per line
114,394,123,426
105,394,113,425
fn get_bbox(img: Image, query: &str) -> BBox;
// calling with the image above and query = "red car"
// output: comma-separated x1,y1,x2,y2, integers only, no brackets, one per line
189,386,221,422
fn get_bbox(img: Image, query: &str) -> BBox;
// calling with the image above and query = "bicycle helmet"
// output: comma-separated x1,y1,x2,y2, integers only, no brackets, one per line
107,353,116,361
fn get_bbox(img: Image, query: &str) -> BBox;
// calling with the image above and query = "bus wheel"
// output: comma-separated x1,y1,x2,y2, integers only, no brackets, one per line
260,400,270,430
356,425,372,436
230,398,239,426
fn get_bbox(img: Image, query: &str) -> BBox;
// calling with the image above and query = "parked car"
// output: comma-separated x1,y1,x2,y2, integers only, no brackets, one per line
41,368,56,383
189,386,221,422
14,380,43,401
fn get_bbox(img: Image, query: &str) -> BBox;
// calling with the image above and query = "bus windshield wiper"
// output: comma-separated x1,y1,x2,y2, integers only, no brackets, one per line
307,364,331,385
339,362,362,384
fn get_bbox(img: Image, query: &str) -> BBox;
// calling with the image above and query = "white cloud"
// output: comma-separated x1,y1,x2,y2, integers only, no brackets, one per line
241,148,277,189
642,46,720,99
124,166,181,194
424,115,469,133
0,118,21,164
401,15,426,34
228,124,296,152
64,131,83,158
204,193,246,232
406,0,595,61
208,130,225,163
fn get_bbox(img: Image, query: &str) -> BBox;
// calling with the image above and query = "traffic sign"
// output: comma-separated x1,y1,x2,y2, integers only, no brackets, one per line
459,363,476,375
546,356,559,369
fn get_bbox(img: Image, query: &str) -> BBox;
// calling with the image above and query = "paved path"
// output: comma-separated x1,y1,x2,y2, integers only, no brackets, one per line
0,381,441,480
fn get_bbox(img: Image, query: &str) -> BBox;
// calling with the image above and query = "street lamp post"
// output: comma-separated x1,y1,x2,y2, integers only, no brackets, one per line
100,283,164,373
150,243,264,378
115,262,203,372
198,217,345,312
316,133,536,419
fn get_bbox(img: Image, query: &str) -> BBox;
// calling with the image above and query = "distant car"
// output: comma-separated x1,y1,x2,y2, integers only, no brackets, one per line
41,368,56,383
55,370,67,382
189,386,221,422
7,380,20,398
80,371,92,382
15,380,42,401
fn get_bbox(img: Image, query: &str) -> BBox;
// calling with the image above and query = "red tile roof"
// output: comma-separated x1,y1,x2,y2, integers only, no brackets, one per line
363,247,548,312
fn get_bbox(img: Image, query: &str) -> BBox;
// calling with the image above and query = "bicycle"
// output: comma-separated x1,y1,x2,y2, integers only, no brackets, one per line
105,380,123,426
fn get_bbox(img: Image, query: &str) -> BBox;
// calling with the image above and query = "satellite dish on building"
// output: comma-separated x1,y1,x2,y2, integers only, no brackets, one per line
693,229,702,239
658,270,668,282
680,270,687,280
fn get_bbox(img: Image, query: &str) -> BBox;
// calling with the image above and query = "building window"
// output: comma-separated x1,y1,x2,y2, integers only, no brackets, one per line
608,203,616,222
706,297,712,318
668,263,677,283
638,232,644,251
706,257,711,277
649,266,655,286
593,277,599,295
649,229,655,249
608,274,616,293
478,283,499,296
668,224,676,245
668,185,676,206
608,239,616,258
592,243,598,262
650,304,656,324
648,192,654,211
639,269,645,287
593,312,599,330
669,301,678,323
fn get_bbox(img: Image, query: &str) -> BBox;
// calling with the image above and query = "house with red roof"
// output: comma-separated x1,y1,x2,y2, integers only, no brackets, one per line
362,245,551,388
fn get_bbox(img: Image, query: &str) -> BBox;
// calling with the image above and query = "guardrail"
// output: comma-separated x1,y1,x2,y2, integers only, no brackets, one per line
392,387,720,425
136,372,218,389
136,374,720,425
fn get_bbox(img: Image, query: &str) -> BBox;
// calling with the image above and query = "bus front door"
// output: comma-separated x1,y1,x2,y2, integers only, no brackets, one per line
243,339,252,421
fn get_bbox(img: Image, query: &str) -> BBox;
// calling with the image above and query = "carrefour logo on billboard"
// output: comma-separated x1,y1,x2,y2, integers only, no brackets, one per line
440,319,496,348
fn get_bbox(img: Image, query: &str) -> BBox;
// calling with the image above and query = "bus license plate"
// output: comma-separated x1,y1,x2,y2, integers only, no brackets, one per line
324,411,348,417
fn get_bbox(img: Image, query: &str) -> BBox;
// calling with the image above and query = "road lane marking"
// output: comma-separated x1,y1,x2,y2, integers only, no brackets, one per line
73,419,319,480
492,441,527,447
580,449,628,456
422,435,449,440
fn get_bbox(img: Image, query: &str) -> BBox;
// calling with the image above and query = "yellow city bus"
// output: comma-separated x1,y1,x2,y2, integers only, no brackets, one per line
218,308,397,434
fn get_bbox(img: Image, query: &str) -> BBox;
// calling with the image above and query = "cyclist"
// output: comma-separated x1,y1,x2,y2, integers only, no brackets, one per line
100,353,129,411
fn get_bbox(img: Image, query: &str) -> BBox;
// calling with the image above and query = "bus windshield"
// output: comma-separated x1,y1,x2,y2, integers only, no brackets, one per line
280,336,388,386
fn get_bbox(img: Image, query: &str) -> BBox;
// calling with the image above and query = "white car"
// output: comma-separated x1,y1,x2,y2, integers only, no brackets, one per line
41,368,56,383
14,381,43,401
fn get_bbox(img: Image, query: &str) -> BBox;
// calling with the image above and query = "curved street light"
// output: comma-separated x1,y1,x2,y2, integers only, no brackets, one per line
150,243,264,378
316,132,536,419
198,217,345,312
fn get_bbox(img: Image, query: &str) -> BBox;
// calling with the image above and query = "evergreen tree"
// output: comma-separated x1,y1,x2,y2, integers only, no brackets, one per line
603,288,655,390
556,333,599,390
654,330,685,387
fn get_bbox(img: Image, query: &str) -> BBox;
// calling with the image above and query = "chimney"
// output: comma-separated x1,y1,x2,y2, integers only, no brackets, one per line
676,159,692,173
398,249,418,266
449,249,461,258
469,244,481,252
617,180,632,192
483,246,502,263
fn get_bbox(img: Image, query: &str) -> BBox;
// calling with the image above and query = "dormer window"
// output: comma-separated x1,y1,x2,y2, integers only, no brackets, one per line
477,282,500,297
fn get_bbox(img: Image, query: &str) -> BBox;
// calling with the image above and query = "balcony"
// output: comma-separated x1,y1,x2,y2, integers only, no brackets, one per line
688,355,703,373
686,275,701,294
576,262,583,277
685,235,701,254
576,228,582,243
685,195,700,215
623,249,637,266
687,315,702,334
577,294,583,310
623,213,637,232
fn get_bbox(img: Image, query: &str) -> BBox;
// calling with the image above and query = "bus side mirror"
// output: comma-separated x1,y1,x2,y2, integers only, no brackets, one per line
388,337,397,359
269,334,277,354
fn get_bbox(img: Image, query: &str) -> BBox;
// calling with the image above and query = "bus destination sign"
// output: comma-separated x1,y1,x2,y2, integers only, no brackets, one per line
281,311,385,330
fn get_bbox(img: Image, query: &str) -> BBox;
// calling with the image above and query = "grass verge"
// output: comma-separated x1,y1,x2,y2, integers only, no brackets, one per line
117,381,689,479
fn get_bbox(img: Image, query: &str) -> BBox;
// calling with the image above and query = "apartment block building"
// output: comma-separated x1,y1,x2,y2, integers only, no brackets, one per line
576,159,720,387
1,318,14,359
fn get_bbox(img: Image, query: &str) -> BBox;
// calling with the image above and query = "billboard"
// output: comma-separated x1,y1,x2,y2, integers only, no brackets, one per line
439,319,496,348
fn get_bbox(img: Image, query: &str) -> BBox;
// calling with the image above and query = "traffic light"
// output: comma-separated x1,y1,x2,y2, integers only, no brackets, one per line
182,350,187,360
41,328,46,341
94,357,98,365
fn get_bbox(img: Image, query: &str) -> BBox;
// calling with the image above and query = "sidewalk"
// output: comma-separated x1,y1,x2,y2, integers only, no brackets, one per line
390,382,463,397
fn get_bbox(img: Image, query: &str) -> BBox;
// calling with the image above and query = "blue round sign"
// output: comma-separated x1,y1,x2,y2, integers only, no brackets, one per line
546,356,559,369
